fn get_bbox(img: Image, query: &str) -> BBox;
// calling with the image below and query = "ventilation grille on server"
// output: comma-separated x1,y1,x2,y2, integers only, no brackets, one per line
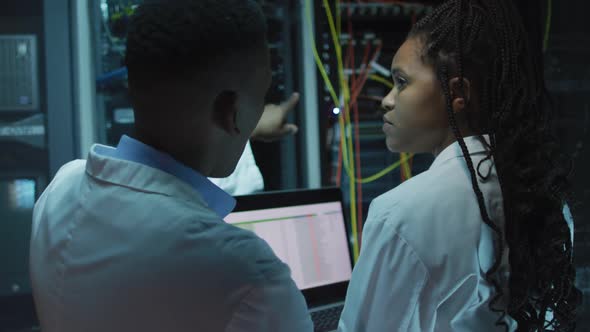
0,35,39,111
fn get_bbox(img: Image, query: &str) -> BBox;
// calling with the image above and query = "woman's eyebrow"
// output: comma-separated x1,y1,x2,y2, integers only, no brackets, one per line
391,67,408,77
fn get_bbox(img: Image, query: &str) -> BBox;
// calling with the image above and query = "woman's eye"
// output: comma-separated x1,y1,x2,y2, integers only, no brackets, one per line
393,76,408,89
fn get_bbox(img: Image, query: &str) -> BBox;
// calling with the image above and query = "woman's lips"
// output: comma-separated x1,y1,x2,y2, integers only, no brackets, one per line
383,115,396,127
382,117,396,134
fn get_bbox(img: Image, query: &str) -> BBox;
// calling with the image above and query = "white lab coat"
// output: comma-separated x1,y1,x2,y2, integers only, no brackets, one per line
30,140,312,332
210,141,264,195
339,135,574,332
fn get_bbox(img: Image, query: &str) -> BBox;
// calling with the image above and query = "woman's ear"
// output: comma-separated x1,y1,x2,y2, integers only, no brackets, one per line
448,77,471,114
212,90,240,136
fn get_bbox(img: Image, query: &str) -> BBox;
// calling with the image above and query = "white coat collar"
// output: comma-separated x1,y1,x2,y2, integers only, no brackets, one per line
86,139,236,218
429,135,492,171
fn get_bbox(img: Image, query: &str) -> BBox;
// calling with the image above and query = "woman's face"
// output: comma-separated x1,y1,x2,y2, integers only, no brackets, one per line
382,37,453,155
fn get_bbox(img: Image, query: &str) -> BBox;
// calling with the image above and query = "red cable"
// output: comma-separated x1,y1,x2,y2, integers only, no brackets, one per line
353,101,364,246
348,3,363,243
338,43,350,187
337,46,350,187
351,42,371,96
351,41,371,98
364,0,410,4
347,3,364,243
347,2,357,90
352,42,383,103
336,129,343,186
345,37,353,70
337,3,355,188
349,41,382,242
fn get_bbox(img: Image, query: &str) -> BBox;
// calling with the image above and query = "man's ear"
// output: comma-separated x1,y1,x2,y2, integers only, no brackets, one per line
212,90,240,136
448,77,471,114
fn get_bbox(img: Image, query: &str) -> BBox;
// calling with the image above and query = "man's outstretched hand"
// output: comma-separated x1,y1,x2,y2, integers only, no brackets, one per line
251,92,300,142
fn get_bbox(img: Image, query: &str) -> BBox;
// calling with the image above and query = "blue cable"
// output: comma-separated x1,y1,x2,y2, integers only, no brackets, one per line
96,67,128,84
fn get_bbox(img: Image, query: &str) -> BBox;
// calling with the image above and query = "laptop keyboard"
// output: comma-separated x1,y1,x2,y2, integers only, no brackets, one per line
311,304,344,332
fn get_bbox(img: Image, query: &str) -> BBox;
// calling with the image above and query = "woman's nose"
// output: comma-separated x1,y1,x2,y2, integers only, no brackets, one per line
381,90,395,112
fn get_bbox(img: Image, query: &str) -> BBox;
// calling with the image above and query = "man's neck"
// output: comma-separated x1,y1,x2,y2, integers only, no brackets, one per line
131,132,214,177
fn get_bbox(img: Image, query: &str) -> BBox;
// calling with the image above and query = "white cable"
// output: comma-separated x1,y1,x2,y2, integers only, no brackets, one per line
370,60,390,77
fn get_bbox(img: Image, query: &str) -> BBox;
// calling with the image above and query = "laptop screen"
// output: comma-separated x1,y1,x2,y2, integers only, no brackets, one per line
225,201,353,290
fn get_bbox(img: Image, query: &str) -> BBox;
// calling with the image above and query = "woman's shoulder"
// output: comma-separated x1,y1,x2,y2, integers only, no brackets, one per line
367,164,488,264
372,162,476,220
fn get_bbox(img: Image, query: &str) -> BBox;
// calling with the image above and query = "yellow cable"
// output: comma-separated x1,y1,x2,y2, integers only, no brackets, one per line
305,0,340,106
357,153,414,184
346,108,359,261
404,153,413,179
336,0,342,37
318,0,357,186
401,152,407,179
337,106,359,260
342,32,359,262
312,0,417,261
338,111,352,179
400,152,406,179
543,0,552,52
368,74,394,89
322,0,349,103
303,0,359,185
402,153,414,180
323,0,359,261
306,0,358,260
400,152,412,181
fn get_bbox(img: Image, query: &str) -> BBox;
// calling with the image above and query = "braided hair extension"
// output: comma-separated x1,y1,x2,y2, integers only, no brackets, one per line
409,0,582,330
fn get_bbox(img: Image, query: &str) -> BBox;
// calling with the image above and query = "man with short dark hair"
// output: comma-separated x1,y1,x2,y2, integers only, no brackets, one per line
29,1,313,331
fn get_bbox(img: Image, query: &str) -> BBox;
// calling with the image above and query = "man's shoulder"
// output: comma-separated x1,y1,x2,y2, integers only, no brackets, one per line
146,213,293,296
203,222,292,282
35,159,87,204
52,159,88,182
156,209,291,285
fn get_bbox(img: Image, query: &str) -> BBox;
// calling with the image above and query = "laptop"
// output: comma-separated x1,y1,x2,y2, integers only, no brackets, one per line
225,187,353,332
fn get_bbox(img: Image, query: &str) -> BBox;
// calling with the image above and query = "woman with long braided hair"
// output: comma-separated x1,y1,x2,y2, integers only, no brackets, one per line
338,0,581,331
